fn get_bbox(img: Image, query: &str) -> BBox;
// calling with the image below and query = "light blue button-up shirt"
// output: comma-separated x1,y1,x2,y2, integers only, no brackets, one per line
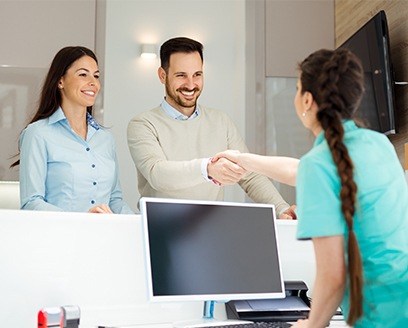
161,98,200,121
19,107,133,214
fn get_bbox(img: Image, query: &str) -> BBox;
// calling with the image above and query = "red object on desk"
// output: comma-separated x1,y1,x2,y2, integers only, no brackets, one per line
38,307,64,328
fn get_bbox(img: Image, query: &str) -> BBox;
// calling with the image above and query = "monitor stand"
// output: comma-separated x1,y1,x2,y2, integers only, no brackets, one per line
173,301,253,327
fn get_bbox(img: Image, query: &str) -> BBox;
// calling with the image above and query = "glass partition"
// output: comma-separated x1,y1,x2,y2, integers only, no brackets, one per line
265,77,314,204
0,66,47,181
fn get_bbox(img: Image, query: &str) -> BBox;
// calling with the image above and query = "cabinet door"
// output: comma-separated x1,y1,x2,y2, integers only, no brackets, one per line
0,0,96,68
265,0,334,77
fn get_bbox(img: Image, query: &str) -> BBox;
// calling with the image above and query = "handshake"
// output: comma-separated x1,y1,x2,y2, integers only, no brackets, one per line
207,150,248,186
207,150,298,220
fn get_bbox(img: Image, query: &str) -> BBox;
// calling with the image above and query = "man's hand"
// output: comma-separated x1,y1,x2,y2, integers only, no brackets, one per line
212,150,242,166
207,157,247,185
278,204,297,220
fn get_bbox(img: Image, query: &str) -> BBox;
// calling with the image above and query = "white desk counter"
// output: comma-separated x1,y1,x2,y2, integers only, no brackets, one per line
149,324,348,328
0,210,316,327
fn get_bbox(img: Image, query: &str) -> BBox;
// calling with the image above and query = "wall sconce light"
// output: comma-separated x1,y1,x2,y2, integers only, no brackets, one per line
140,44,157,59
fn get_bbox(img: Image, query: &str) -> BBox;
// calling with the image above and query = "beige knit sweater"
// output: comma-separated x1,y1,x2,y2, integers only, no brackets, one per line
127,106,289,214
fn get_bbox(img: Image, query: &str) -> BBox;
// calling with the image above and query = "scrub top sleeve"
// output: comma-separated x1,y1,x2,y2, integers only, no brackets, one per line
296,157,347,240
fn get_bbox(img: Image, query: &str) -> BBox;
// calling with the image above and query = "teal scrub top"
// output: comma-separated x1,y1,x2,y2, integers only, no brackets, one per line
296,120,408,327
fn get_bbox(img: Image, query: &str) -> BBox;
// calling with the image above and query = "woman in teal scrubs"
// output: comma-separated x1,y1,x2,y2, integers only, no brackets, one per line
213,48,408,327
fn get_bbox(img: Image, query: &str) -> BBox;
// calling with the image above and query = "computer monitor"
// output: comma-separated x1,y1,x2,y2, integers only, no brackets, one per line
140,197,285,326
338,10,396,135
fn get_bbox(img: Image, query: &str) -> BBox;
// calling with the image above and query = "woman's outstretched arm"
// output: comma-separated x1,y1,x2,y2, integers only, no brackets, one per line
212,150,299,186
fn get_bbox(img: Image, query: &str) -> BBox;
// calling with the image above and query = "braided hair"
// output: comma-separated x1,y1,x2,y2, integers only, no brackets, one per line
299,48,365,326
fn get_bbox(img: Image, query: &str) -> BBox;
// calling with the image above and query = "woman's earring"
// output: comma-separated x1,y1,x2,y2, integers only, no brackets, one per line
302,112,306,117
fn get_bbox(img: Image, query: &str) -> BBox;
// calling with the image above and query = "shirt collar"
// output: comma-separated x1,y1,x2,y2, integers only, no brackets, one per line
48,107,100,130
161,98,200,121
48,107,66,125
86,112,100,130
314,120,358,147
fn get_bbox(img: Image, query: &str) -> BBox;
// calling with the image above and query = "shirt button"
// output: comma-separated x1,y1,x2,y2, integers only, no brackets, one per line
92,164,95,168
86,147,90,151
93,182,97,186
91,200,95,204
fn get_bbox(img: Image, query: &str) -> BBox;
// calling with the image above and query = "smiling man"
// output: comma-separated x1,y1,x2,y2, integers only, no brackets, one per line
127,37,296,219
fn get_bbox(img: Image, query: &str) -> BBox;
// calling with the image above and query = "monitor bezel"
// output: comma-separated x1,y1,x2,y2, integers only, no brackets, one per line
140,197,286,302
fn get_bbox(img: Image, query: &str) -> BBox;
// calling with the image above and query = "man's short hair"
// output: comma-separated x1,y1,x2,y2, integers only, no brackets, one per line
160,37,203,72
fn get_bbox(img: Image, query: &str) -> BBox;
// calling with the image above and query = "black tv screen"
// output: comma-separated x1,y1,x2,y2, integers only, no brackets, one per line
339,10,396,135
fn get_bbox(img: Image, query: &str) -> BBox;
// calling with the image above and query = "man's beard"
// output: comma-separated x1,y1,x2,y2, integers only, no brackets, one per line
165,84,201,109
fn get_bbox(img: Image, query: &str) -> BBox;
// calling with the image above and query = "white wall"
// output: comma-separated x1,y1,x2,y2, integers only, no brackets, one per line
102,0,247,211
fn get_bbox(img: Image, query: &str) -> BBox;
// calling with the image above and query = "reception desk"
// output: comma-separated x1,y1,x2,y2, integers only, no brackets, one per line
0,210,316,327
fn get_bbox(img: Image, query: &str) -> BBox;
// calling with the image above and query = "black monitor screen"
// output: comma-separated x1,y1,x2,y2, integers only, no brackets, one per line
140,198,285,302
339,10,396,134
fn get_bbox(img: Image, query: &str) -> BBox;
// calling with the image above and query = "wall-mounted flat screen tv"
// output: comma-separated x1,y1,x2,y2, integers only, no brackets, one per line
339,10,396,135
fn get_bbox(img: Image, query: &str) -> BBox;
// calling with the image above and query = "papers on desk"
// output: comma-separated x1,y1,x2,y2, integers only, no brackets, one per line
245,296,310,311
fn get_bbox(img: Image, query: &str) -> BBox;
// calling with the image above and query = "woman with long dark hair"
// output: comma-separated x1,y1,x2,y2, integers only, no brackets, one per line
12,46,132,214
213,48,408,327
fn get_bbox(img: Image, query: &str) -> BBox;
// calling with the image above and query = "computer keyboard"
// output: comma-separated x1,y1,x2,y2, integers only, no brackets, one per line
198,322,292,328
